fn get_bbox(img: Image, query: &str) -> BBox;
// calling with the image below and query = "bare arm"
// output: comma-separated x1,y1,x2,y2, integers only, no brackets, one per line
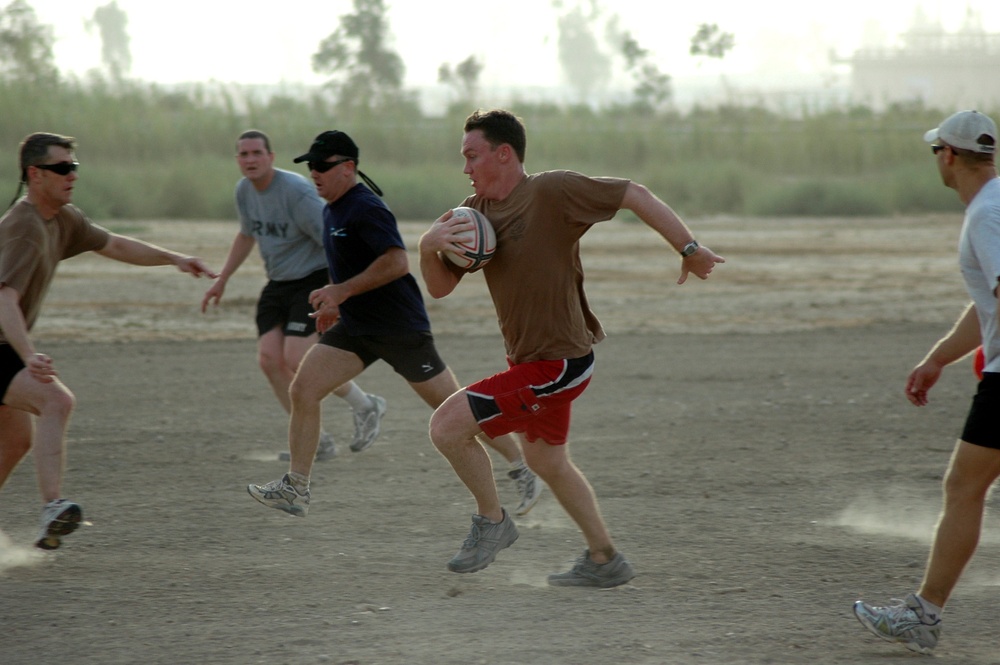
620,182,725,284
96,233,218,278
905,302,981,406
202,232,255,312
0,285,56,383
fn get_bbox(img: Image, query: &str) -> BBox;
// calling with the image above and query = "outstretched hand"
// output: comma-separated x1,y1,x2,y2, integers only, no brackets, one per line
177,256,219,279
678,246,725,284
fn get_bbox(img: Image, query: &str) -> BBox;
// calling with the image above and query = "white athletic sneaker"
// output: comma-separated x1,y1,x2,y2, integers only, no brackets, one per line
247,474,310,517
35,499,83,550
508,465,542,516
853,594,941,655
349,394,387,452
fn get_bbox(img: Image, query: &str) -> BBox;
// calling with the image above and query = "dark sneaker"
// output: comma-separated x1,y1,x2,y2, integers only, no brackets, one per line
278,431,337,462
853,594,940,655
349,394,387,452
447,509,519,573
508,466,542,516
247,474,310,517
35,499,83,550
547,549,636,588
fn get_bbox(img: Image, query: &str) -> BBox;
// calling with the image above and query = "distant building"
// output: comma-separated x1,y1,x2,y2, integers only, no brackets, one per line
841,8,1000,110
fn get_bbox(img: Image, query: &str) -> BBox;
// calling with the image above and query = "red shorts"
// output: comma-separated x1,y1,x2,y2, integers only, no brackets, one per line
465,352,594,445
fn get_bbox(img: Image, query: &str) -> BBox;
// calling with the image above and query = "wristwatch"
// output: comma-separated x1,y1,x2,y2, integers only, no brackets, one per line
680,240,699,257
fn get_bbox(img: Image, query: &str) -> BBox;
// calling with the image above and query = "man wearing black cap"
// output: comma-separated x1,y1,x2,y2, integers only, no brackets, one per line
854,110,1000,655
203,130,386,462
247,130,539,518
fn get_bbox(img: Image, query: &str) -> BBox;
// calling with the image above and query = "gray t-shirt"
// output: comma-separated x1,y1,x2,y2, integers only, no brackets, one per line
235,169,327,281
959,176,1000,373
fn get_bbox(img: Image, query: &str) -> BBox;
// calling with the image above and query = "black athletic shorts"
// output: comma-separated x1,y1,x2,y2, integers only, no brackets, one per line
255,268,329,337
318,323,447,383
0,344,25,406
961,372,1000,449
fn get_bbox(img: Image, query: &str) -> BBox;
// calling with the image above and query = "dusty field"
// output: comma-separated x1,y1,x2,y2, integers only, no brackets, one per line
2,215,999,665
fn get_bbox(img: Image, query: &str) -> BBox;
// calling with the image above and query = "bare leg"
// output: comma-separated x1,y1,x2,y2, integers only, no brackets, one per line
918,440,1000,607
0,406,33,491
411,366,524,464
287,345,364,477
259,329,352,416
2,371,75,502
423,379,503,522
522,439,616,562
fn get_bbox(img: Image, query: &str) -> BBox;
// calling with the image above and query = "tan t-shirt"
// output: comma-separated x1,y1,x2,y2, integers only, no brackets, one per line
0,199,110,343
459,170,628,364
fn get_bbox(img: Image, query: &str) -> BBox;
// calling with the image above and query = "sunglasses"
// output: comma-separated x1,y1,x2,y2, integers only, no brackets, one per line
308,157,353,173
931,145,949,155
35,161,79,175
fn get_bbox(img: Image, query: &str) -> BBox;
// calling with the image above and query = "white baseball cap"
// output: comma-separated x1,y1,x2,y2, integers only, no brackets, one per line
924,110,997,154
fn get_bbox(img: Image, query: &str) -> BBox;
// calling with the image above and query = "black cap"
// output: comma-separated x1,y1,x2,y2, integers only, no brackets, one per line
293,130,359,164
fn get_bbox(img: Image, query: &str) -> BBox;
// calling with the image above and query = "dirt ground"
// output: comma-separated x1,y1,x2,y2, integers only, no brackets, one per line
2,215,999,665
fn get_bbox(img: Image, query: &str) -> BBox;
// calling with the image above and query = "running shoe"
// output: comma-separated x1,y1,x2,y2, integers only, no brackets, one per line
349,394,387,452
247,474,310,517
853,594,940,655
547,549,636,588
508,466,542,516
35,499,83,550
447,509,518,573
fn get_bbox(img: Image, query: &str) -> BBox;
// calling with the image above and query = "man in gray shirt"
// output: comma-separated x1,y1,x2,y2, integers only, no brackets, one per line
202,130,386,459
854,110,1000,655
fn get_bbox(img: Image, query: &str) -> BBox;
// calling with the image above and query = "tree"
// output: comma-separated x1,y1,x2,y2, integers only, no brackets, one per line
438,55,483,103
87,1,132,80
312,0,413,117
554,0,612,103
620,32,671,112
690,23,735,60
0,0,58,84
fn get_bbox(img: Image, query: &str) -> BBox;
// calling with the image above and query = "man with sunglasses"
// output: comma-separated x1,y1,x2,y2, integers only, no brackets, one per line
0,132,217,550
248,130,539,519
854,110,1000,655
202,130,386,462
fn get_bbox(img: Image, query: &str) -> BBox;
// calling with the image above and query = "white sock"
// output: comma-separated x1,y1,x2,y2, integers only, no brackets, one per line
287,471,309,491
509,458,527,472
914,595,943,624
342,383,373,411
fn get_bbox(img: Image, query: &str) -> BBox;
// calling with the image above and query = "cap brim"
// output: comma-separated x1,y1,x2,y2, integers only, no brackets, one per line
923,128,941,144
292,153,312,163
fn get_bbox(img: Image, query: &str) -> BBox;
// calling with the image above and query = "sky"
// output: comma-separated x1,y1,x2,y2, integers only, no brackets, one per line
27,0,1000,93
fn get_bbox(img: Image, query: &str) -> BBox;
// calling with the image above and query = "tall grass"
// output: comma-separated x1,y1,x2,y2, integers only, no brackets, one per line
0,77,980,219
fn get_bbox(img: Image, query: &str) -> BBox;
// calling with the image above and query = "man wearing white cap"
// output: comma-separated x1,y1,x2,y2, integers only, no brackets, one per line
853,110,1000,655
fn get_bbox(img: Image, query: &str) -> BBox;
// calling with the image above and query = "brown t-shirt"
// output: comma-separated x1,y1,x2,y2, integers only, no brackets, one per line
459,170,628,364
0,199,110,343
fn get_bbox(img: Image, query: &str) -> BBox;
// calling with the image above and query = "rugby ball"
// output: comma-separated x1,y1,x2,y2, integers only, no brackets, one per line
444,207,496,270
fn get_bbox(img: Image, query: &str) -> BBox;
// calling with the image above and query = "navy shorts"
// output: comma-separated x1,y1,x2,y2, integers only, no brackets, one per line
0,344,25,406
256,268,329,337
961,372,1000,449
318,323,447,383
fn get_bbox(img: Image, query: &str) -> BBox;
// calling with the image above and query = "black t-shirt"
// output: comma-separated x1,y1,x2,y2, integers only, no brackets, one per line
322,184,431,335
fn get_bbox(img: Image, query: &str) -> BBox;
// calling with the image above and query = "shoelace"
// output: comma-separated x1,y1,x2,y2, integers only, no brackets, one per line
461,523,484,549
876,599,924,629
